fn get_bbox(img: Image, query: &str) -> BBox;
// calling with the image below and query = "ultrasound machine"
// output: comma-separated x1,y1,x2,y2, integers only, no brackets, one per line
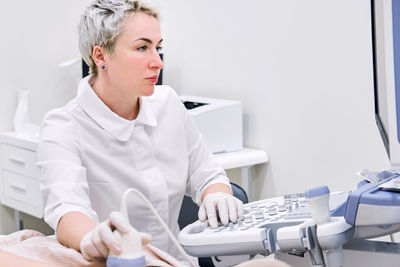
179,1,400,266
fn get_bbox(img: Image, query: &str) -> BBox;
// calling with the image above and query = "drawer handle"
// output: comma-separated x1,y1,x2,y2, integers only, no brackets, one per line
8,156,26,165
10,184,27,192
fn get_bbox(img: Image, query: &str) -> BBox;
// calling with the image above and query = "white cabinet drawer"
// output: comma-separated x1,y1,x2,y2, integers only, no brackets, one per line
1,170,43,218
0,143,39,178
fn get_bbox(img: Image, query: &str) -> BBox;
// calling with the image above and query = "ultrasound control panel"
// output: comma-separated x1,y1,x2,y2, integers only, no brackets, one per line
179,192,348,257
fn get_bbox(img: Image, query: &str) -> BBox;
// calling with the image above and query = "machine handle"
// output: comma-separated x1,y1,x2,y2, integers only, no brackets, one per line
10,183,27,192
9,156,26,165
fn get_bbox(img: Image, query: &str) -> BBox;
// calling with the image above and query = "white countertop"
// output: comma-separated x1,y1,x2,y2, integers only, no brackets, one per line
213,147,269,170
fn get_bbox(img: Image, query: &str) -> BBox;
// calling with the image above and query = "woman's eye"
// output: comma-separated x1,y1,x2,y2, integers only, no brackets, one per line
138,46,147,51
156,46,163,53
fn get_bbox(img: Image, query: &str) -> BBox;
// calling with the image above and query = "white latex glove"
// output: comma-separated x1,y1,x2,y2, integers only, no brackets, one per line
80,211,152,261
198,192,244,228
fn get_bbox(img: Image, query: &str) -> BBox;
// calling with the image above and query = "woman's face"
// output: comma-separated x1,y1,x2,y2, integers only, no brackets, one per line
104,12,163,98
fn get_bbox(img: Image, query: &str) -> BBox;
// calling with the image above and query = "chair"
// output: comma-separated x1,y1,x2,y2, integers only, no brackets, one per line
178,182,249,267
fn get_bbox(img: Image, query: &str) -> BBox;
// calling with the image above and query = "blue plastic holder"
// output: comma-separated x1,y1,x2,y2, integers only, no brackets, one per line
344,173,400,226
305,185,330,199
106,256,146,267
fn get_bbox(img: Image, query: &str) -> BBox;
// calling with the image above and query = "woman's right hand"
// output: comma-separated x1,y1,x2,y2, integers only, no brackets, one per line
79,211,151,261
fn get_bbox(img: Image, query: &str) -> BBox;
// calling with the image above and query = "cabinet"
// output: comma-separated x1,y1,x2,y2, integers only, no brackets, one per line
0,132,43,222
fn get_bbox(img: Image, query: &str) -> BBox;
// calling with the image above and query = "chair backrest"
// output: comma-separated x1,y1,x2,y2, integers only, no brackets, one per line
178,182,248,230
231,182,248,204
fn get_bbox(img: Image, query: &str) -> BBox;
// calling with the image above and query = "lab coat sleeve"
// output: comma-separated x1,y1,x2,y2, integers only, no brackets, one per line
38,109,98,230
173,94,231,206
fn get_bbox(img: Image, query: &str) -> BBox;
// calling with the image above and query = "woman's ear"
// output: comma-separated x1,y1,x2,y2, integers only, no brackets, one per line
92,45,106,69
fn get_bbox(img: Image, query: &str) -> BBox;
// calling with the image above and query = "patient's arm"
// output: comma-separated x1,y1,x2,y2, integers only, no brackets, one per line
0,249,59,267
56,211,97,252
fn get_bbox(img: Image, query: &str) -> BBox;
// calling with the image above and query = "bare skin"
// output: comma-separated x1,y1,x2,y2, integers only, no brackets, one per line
57,212,97,253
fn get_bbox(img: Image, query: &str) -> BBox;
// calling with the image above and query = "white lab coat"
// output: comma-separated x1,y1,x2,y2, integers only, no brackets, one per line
38,76,230,260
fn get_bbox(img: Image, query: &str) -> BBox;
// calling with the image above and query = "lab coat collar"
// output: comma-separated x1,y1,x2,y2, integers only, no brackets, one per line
76,76,157,142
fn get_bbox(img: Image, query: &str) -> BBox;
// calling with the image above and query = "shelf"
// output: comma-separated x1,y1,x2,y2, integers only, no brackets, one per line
213,147,269,170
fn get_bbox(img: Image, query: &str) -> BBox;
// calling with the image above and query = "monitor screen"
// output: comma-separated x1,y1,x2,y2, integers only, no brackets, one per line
372,0,400,166
372,0,390,156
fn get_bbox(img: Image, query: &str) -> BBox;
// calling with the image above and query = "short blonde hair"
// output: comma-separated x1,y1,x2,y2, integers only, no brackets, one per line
78,0,159,76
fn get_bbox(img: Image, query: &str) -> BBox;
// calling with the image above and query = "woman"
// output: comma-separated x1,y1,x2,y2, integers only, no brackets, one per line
38,0,243,263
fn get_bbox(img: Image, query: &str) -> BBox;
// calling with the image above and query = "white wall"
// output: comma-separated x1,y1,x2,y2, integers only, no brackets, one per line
0,0,90,131
152,0,391,198
0,0,391,231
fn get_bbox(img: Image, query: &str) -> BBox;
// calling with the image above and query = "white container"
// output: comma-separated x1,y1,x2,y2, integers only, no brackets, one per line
14,88,30,133
179,95,242,154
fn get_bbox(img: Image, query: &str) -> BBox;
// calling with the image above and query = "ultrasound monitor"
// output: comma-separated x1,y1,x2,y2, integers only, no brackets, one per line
372,0,400,167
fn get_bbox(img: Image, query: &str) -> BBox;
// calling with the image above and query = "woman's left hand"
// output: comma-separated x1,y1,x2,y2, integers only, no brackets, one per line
198,192,243,228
